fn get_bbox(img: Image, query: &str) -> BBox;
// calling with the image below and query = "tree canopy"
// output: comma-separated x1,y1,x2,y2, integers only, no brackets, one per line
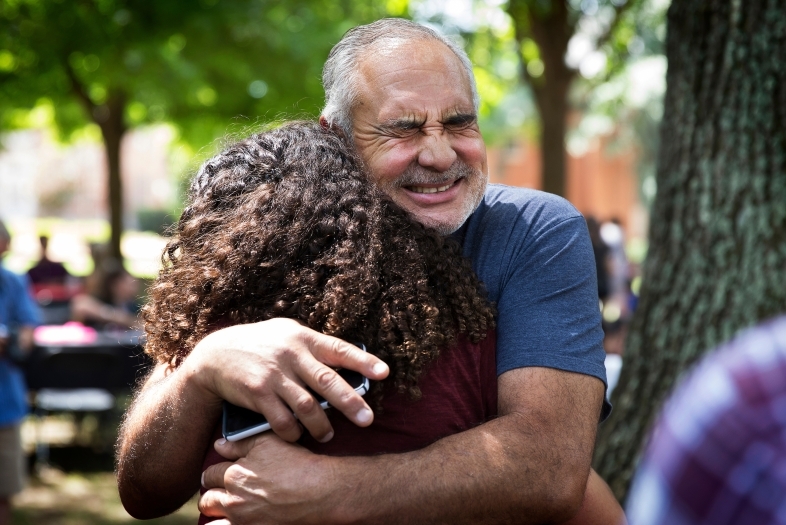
0,0,401,259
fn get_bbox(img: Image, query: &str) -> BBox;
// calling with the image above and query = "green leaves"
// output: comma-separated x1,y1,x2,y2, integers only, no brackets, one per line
0,0,401,147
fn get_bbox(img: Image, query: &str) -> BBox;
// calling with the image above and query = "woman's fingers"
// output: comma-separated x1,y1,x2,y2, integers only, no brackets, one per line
273,326,388,434
291,359,375,430
274,376,335,442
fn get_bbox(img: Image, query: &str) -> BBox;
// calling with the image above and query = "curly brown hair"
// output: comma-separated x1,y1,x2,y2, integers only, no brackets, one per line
143,121,495,400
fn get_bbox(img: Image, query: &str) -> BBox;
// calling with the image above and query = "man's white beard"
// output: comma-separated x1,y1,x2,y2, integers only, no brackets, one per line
388,160,487,235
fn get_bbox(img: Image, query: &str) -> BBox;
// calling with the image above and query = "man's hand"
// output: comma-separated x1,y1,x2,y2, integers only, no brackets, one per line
116,318,388,519
199,367,605,525
200,434,344,525
187,318,389,443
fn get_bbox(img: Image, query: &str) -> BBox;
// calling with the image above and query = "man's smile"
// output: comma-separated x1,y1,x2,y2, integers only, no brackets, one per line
407,181,457,194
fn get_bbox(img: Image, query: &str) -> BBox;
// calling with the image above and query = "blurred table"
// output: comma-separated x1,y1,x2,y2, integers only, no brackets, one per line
23,325,151,391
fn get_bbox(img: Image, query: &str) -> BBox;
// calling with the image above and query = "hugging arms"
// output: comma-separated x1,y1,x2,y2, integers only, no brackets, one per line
118,18,621,525
117,122,620,524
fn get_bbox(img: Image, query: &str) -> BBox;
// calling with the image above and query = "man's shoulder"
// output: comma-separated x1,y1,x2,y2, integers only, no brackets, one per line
478,184,582,227
463,185,584,247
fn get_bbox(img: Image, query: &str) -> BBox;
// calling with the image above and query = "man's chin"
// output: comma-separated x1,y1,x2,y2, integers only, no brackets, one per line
412,213,468,236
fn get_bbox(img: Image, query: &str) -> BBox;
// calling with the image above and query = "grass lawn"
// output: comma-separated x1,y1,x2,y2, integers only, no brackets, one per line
12,466,200,525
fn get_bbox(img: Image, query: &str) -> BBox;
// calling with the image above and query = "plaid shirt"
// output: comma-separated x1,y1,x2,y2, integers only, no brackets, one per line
626,316,786,525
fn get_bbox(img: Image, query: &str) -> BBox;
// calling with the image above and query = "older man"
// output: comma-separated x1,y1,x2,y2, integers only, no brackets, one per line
117,19,609,524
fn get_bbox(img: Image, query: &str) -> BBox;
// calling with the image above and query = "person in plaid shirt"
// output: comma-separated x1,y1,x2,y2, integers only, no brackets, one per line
626,315,786,525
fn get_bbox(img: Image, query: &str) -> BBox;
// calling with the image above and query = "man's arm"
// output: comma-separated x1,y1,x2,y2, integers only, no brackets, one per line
116,319,389,519
200,366,605,525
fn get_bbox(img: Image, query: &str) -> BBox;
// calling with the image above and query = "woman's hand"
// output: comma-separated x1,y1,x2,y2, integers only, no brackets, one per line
186,318,389,443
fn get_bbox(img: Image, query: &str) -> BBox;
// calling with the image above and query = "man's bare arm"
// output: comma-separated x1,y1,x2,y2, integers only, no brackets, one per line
116,319,389,519
201,367,605,525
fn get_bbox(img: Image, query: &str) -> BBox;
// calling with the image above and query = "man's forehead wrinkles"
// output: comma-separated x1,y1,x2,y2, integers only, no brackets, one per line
366,68,457,91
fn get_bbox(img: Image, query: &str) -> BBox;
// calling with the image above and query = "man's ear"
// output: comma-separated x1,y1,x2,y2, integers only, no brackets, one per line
319,115,351,142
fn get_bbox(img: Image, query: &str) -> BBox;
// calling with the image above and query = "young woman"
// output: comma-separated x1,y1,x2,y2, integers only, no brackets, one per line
141,122,624,524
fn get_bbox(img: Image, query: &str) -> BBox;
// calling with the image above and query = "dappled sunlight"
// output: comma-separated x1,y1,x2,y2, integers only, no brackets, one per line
13,468,200,525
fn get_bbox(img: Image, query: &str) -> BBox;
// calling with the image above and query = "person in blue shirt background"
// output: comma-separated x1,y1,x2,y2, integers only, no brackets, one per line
0,218,40,525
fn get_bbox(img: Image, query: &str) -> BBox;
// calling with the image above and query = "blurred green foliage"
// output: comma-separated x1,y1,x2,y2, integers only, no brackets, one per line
0,0,403,148
0,0,668,216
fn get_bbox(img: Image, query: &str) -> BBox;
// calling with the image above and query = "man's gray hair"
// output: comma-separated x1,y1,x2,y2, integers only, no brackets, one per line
322,18,480,139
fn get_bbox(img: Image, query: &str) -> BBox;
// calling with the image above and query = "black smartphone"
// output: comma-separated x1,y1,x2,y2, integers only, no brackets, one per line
222,345,370,441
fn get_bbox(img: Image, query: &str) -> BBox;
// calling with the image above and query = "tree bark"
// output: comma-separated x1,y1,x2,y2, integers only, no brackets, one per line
593,0,786,502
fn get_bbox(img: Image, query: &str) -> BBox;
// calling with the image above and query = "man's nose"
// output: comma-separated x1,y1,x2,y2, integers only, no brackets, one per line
417,131,457,172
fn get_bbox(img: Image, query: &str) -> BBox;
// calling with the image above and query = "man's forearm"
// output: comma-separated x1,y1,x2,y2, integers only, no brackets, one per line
328,412,589,525
205,369,603,525
326,368,603,524
117,363,222,519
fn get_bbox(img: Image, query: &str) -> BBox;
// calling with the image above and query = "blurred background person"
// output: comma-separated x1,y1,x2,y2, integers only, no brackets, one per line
70,263,141,331
586,216,611,304
599,218,633,354
626,316,786,525
26,236,71,288
586,215,623,399
598,218,631,398
0,218,40,525
27,236,78,325
82,243,111,301
600,219,630,309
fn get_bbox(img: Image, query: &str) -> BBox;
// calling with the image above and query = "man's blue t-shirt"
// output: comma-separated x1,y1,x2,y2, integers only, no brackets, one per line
455,184,610,418
0,266,40,427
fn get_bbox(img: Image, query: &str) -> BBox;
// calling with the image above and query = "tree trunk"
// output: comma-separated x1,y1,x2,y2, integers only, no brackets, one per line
96,93,127,264
66,65,128,264
536,80,570,197
527,2,573,198
594,0,786,502
508,0,575,198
